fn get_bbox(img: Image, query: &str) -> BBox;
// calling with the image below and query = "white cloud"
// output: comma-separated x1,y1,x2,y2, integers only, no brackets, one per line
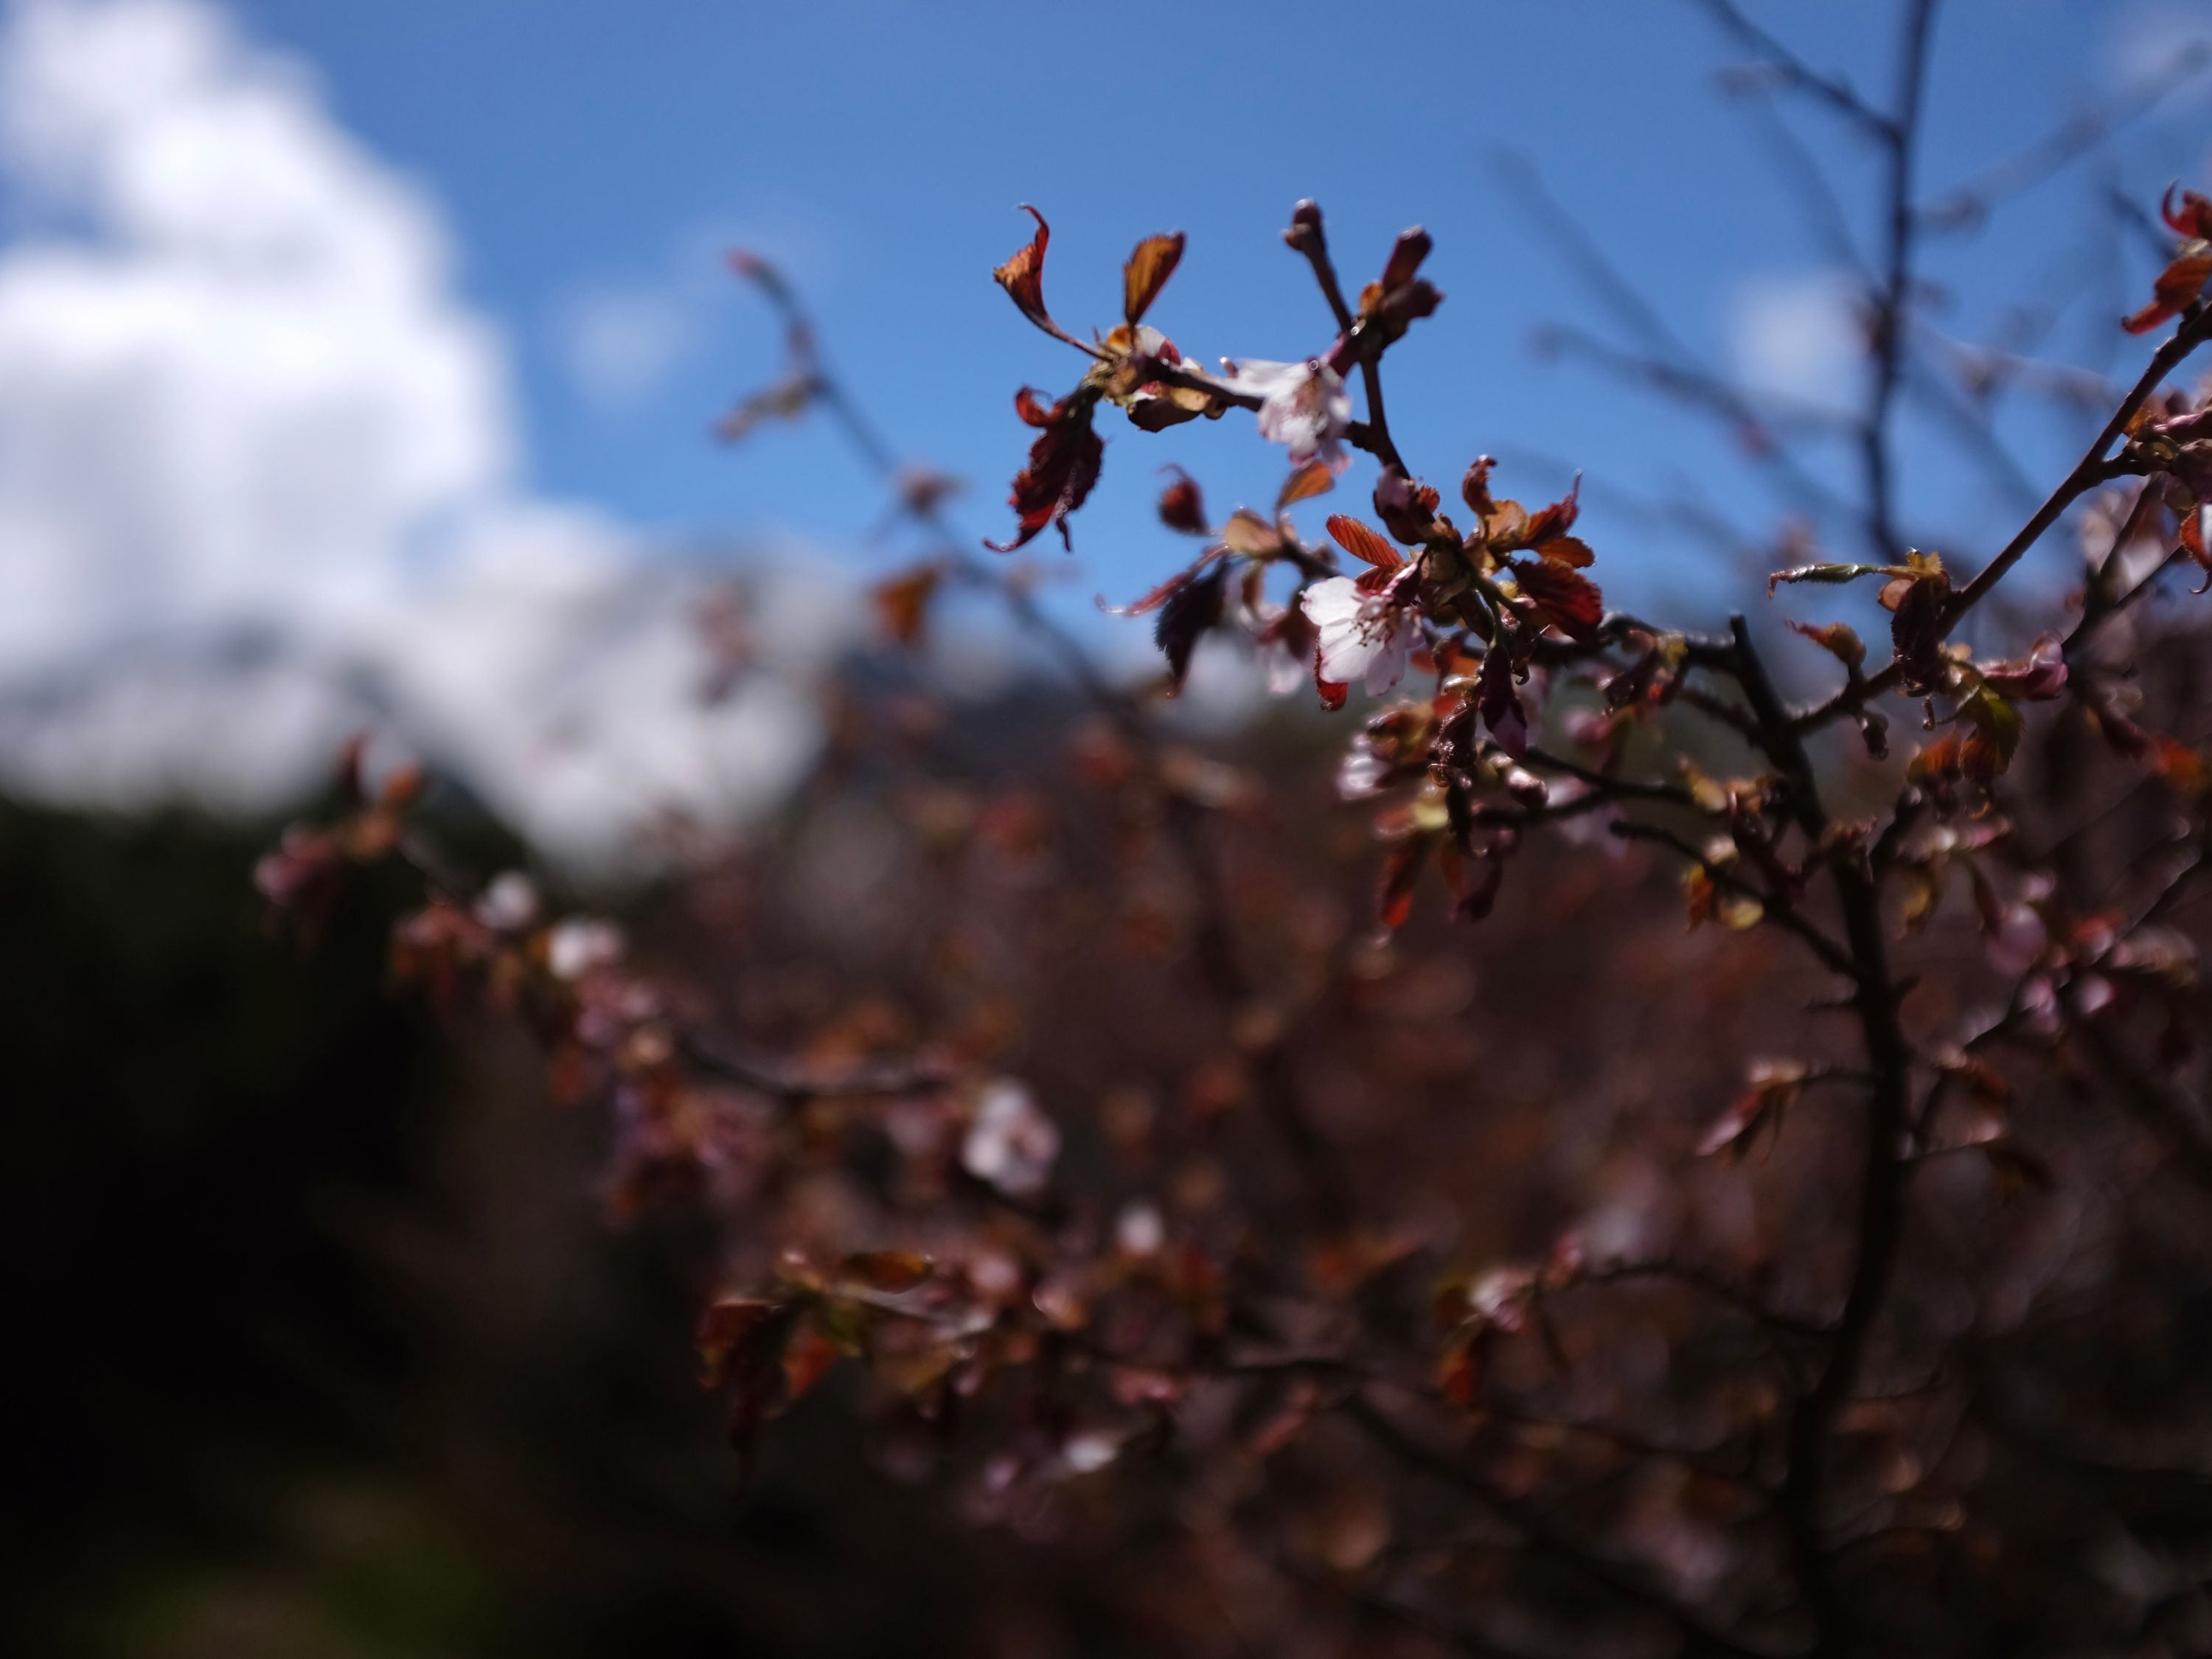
552,282,694,411
0,0,844,871
1727,268,1865,411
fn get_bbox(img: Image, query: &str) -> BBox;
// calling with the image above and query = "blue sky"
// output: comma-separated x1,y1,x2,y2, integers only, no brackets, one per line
0,0,2204,859
216,0,2212,610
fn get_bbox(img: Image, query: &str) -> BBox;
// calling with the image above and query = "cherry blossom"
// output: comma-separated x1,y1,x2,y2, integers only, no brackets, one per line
1302,573,1414,696
961,1079,1060,1198
1222,356,1352,473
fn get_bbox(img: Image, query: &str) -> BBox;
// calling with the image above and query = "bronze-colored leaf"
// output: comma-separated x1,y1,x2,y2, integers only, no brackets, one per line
1377,835,1433,931
1277,458,1336,511
1888,570,1952,693
988,386,1104,553
1157,562,1230,693
994,204,1057,334
1788,619,1865,669
2124,251,2212,335
1477,643,1527,758
1158,467,1208,534
1512,557,1604,644
1326,515,1405,571
871,563,943,647
1123,231,1186,325
1518,476,1581,547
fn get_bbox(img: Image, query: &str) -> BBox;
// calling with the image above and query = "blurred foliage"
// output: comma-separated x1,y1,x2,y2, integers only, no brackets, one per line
0,795,1127,1658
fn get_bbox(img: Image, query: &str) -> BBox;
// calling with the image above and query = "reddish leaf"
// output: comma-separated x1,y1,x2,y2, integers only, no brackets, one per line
2162,184,2212,240
1519,476,1582,547
1326,514,1405,571
1099,557,1212,619
988,386,1104,553
993,204,1057,334
1220,508,1287,557
1123,231,1186,325
1156,562,1229,692
1377,835,1433,931
1888,570,1952,693
1512,558,1604,644
1477,644,1528,759
1157,467,1208,534
1461,456,1498,518
871,563,943,647
1978,635,2067,700
1789,619,1866,669
1277,458,1336,511
781,1328,844,1402
1908,731,1975,787
841,1250,934,1293
2124,251,2212,335
1443,848,1505,923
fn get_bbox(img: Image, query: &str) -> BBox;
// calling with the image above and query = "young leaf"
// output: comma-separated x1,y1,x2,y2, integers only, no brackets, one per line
1888,568,1952,693
987,386,1104,552
1277,457,1336,511
1157,467,1208,535
1518,476,1581,548
1377,835,1433,931
1958,686,2025,778
1476,644,1528,759
1788,619,1865,669
1326,515,1405,571
2163,184,2212,239
1767,562,1893,595
1123,232,1186,326
1221,509,1286,557
1511,558,1604,644
2124,251,2212,335
993,204,1058,335
1157,562,1230,692
1977,636,2067,700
